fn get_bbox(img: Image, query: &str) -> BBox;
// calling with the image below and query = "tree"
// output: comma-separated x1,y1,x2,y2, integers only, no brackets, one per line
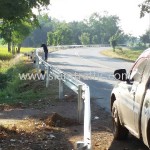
0,19,33,52
127,34,138,47
68,21,87,44
0,20,12,52
139,0,150,17
92,35,99,44
23,15,57,47
12,21,33,53
22,12,128,47
47,32,53,45
140,30,150,45
117,33,129,45
101,15,120,43
0,0,50,51
57,23,73,45
109,32,120,51
79,33,90,45
87,12,121,44
0,0,50,22
49,23,73,45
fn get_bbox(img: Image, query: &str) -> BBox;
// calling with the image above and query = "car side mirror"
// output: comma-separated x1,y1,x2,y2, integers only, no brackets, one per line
114,69,127,81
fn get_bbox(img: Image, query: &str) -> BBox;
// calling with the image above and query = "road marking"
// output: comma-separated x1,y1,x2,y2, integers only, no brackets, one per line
75,51,80,57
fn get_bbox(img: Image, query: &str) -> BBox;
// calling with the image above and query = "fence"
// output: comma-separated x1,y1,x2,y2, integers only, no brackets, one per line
32,47,92,150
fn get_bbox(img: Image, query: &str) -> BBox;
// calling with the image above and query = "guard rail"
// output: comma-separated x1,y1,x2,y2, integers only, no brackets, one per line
34,48,92,150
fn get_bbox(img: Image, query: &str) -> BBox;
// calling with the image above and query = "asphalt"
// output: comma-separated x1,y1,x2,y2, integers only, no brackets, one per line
48,47,133,112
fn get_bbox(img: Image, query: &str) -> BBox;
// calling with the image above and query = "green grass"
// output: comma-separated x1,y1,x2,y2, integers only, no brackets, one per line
0,56,59,105
101,48,144,61
0,47,13,60
0,54,22,73
0,46,34,60
20,47,35,53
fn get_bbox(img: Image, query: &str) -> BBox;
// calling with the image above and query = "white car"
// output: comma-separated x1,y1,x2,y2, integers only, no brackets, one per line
111,48,150,149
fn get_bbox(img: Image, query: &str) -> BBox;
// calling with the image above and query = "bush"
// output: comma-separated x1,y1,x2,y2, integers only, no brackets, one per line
0,47,13,60
0,53,13,60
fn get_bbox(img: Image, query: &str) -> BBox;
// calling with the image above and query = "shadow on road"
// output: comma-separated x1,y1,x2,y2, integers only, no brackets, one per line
91,103,149,150
109,135,149,150
49,52,131,63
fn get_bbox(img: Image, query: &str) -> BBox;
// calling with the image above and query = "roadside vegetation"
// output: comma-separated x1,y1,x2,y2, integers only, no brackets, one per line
101,47,144,62
0,47,58,105
0,46,34,60
0,46,13,60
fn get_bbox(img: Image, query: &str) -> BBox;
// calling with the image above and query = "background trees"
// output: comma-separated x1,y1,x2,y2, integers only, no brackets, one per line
79,33,90,45
0,0,142,50
0,0,50,21
140,30,150,46
139,0,150,17
0,0,149,51
86,13,120,44
11,21,33,53
0,19,34,52
68,21,87,45
23,13,130,47
109,32,121,51
0,0,50,52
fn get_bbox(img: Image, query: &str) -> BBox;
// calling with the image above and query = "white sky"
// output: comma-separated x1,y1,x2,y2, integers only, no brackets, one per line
46,0,149,37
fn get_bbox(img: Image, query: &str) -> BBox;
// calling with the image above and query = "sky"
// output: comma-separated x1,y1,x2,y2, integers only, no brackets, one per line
46,0,149,37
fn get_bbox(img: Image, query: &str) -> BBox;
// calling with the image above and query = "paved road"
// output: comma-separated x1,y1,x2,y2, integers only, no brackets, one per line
48,47,134,112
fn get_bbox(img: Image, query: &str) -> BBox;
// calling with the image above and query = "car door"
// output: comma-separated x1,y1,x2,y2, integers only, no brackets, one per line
119,58,148,133
133,58,149,136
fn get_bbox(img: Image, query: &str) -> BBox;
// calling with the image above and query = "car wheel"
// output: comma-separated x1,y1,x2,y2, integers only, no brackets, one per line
112,101,129,140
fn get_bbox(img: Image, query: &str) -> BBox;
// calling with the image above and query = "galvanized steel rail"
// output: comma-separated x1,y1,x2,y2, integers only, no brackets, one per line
34,48,92,150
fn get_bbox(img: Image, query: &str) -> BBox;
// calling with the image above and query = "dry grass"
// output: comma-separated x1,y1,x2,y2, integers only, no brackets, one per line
101,48,143,62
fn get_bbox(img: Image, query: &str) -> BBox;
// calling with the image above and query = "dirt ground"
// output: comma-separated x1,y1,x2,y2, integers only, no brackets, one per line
0,92,149,150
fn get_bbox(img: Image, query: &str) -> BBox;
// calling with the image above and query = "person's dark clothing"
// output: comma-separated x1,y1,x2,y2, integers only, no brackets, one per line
45,52,48,61
41,44,48,61
41,44,48,53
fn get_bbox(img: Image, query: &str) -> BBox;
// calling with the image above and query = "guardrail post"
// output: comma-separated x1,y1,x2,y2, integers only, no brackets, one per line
77,85,91,150
78,85,84,123
59,75,64,100
33,51,36,63
83,85,91,150
36,57,39,72
46,66,50,87
35,48,92,149
40,62,45,76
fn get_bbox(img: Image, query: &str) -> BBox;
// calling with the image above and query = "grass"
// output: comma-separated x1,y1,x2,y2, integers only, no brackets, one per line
0,47,13,60
0,56,59,105
0,46,34,60
20,47,35,53
0,45,59,105
101,48,144,61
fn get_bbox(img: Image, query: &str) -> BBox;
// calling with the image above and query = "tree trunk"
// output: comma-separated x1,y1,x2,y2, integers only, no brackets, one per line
17,44,21,53
8,29,12,53
8,42,11,52
12,43,15,54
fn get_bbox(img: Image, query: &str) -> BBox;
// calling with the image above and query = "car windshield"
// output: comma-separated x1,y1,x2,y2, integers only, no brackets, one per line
129,58,148,82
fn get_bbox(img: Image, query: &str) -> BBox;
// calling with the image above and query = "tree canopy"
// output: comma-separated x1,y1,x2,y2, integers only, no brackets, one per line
109,32,121,51
140,30,150,45
0,0,50,21
139,0,150,17
0,0,50,52
24,13,129,47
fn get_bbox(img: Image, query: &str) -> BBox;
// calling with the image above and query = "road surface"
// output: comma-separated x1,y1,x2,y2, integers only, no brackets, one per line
48,47,133,112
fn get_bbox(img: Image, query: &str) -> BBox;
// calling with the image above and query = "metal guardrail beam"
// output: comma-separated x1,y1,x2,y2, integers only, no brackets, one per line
26,43,120,149
33,47,92,150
